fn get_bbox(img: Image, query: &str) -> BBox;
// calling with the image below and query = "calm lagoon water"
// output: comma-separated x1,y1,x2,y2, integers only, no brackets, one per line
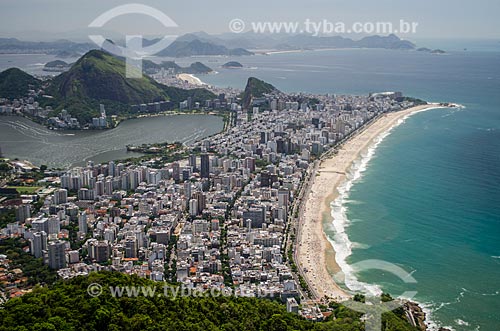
0,114,223,168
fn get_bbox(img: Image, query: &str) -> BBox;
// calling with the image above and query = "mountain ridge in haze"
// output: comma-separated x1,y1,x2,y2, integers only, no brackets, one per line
0,33,424,58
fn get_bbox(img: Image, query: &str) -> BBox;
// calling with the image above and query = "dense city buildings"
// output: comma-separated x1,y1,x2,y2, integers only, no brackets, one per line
0,87,420,317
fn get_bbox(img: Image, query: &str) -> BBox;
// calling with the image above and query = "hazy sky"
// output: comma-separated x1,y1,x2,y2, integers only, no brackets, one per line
1,0,499,41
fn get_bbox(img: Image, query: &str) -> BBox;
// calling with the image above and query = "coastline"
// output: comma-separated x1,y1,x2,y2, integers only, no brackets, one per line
177,73,206,86
296,104,447,303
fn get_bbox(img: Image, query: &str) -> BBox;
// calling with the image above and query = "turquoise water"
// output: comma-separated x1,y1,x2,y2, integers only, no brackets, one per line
336,107,500,330
186,46,500,330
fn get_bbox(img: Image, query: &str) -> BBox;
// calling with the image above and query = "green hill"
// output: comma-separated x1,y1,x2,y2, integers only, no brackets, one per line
241,77,278,109
44,50,215,123
0,68,41,99
142,60,212,75
49,50,170,104
222,61,243,68
158,39,253,57
44,60,69,68
183,62,213,74
0,271,420,331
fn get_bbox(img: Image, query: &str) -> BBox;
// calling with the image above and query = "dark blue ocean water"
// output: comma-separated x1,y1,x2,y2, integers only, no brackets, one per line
193,45,500,330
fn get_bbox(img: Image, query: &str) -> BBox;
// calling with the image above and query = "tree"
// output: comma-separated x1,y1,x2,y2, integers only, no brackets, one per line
0,162,11,172
0,272,420,331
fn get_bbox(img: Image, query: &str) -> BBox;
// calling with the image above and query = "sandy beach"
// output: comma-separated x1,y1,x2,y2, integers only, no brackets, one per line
177,73,205,86
296,104,444,302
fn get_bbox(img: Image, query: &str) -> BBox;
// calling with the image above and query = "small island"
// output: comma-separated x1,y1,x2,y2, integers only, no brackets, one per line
416,47,432,52
417,47,446,54
143,60,213,75
431,49,446,54
43,60,71,72
222,61,243,69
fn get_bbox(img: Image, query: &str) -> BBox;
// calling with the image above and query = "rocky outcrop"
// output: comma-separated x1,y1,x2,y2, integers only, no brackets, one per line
403,301,426,330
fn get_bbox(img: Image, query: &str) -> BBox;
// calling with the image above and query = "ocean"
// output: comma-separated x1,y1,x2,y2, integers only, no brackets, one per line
329,103,500,331
2,39,499,329
0,53,80,77
192,43,500,330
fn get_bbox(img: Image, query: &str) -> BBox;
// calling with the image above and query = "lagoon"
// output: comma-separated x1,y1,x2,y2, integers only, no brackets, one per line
0,114,223,168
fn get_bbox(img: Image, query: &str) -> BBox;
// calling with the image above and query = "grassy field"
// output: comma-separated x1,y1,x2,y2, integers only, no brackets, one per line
7,186,41,194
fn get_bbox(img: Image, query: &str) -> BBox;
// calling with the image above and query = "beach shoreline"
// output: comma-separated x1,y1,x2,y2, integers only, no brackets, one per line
177,73,206,86
296,103,448,302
